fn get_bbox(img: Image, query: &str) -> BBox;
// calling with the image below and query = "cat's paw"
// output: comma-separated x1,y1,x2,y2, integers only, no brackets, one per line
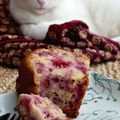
31,22,49,40
20,23,48,40
20,24,35,38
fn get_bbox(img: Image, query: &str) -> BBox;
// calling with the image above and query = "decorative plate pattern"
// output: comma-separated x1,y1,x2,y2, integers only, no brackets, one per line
77,72,120,120
0,71,120,120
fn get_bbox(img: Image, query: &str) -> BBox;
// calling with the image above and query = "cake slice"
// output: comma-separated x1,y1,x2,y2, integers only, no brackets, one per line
18,94,70,120
16,48,90,118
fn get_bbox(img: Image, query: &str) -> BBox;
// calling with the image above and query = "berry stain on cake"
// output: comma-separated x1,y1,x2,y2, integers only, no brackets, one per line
16,48,90,118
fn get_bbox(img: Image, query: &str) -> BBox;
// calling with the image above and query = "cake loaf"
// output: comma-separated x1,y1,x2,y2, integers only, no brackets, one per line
18,94,70,120
16,48,90,118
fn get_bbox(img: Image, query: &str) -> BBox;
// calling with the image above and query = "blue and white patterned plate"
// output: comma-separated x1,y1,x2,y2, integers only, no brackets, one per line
0,71,120,120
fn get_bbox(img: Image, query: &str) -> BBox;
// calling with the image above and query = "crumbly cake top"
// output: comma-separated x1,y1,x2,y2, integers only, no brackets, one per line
26,48,90,80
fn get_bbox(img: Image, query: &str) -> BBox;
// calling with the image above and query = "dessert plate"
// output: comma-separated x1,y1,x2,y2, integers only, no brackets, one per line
0,71,120,120
77,72,120,120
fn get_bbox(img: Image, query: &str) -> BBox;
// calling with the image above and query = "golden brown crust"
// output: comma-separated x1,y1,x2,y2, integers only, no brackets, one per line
16,52,41,94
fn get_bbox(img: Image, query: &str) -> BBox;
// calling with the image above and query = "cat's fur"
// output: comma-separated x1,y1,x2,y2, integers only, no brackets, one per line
9,0,120,42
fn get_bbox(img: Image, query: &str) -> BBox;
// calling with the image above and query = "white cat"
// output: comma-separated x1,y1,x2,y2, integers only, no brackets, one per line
9,0,120,43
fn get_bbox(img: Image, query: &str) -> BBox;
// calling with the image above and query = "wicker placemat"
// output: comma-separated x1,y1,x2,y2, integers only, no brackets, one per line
0,66,18,94
0,61,120,94
91,60,120,80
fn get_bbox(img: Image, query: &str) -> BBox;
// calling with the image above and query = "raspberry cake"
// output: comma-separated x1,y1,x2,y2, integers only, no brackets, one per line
18,94,70,120
16,48,90,118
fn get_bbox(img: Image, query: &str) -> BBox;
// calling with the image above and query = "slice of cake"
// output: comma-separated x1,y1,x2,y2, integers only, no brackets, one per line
16,48,90,118
18,94,70,120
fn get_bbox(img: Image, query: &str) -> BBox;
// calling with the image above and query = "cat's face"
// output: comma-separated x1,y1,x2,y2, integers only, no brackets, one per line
20,0,61,10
